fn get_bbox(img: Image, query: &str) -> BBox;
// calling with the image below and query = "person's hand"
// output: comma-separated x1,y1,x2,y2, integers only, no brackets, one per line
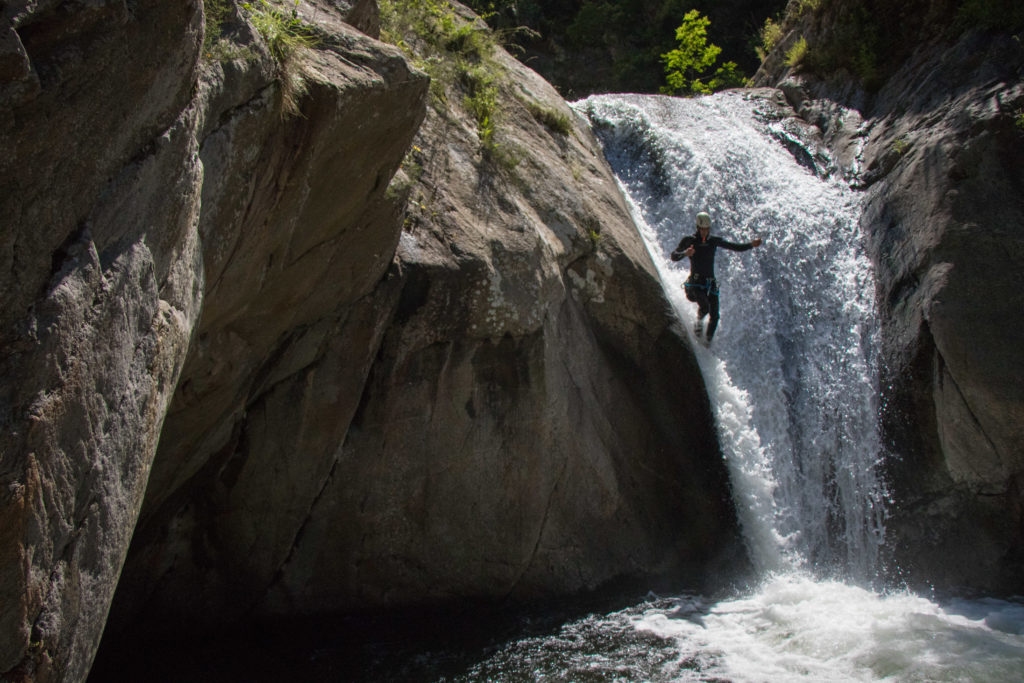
751,238,763,247
685,245,695,257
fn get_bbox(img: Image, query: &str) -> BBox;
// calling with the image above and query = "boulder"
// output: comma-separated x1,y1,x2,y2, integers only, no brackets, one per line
254,37,744,616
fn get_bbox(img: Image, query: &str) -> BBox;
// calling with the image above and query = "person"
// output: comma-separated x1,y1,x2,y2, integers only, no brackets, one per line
670,211,762,345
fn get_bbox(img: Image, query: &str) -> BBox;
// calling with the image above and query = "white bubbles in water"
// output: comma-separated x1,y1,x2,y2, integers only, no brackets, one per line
633,575,1024,682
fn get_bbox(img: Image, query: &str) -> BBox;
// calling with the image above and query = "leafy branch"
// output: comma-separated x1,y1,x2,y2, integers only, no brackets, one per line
660,10,746,96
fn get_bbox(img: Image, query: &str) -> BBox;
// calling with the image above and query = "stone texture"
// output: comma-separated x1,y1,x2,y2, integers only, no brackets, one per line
861,33,1024,594
1,0,422,677
0,1,204,680
99,1,431,639
254,43,744,615
4,1,745,677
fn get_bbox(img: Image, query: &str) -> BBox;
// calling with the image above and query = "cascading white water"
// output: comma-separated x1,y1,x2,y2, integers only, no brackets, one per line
577,92,886,580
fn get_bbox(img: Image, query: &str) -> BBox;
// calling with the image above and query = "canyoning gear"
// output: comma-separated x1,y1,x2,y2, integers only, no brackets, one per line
683,273,719,299
696,211,712,229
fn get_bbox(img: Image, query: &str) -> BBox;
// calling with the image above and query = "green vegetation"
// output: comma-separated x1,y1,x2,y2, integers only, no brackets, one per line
660,10,720,94
381,0,502,152
202,1,317,116
242,0,318,117
243,0,317,63
784,36,808,68
893,136,910,155
464,0,789,97
761,0,1024,91
381,0,530,164
381,0,496,59
203,0,232,57
661,10,747,95
525,101,573,136
203,0,257,61
1015,110,1024,131
757,2,882,88
756,17,784,61
792,0,822,18
454,0,1023,98
462,62,500,148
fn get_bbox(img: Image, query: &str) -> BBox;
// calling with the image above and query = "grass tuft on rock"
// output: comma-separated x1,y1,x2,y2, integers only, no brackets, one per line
242,0,318,117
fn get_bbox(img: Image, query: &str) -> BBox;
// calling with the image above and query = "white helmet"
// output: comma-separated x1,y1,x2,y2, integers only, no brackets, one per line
696,212,712,229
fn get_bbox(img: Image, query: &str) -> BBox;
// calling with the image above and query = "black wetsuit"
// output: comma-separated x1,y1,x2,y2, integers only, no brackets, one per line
670,232,755,341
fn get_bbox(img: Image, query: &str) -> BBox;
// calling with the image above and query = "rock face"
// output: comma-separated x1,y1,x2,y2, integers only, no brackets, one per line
2,0,745,678
758,20,1024,592
0,0,426,678
102,2,744,639
248,28,743,617
0,1,205,680
102,2,433,636
862,32,1024,594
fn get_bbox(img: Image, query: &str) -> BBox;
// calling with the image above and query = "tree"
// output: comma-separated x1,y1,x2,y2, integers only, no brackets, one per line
661,9,746,95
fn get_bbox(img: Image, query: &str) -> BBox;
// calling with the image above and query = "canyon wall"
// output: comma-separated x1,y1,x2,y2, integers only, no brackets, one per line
103,0,743,638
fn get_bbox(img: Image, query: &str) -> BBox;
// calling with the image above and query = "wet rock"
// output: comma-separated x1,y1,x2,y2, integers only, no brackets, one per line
851,32,1024,595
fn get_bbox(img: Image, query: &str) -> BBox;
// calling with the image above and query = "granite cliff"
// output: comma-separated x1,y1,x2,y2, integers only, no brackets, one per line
102,0,742,642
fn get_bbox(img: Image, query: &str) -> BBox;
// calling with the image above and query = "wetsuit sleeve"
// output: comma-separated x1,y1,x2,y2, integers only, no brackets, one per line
670,236,695,261
715,237,755,252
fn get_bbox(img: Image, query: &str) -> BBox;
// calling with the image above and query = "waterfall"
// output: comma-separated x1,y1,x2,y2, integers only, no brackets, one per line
429,93,1024,683
576,92,887,580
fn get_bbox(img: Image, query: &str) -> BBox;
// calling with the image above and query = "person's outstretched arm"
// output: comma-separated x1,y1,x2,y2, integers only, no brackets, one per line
716,236,763,251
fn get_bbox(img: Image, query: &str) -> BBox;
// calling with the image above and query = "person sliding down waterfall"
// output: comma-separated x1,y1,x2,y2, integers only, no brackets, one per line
671,211,763,345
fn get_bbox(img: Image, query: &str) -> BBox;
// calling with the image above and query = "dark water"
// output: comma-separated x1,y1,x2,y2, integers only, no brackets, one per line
89,592,697,682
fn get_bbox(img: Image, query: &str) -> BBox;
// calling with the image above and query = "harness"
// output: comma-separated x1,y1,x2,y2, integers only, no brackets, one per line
684,273,719,296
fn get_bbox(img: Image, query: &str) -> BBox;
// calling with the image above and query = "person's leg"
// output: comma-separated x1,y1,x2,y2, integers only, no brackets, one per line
705,292,720,341
693,289,710,337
